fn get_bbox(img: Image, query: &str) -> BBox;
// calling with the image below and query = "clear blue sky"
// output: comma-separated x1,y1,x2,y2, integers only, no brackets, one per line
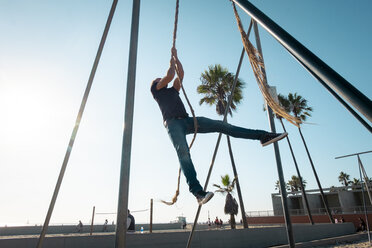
0,0,371,226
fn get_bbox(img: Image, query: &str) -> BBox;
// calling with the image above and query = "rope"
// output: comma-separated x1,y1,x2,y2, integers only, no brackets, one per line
161,0,198,206
232,3,301,127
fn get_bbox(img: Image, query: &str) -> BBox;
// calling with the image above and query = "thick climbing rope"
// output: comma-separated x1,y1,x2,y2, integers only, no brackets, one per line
232,2,301,127
161,0,198,205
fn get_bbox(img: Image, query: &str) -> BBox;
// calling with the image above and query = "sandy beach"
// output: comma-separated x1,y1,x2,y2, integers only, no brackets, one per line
325,239,371,248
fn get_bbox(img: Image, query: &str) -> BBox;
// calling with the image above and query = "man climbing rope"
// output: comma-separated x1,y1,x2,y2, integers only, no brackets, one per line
151,48,288,205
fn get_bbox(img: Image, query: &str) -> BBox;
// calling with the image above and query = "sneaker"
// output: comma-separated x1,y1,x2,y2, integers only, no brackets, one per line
195,191,214,205
260,132,288,147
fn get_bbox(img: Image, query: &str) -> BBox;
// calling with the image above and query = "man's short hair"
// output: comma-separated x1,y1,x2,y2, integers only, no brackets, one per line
152,78,161,86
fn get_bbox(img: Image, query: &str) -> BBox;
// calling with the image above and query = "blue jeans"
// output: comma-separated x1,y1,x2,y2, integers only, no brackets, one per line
166,116,267,195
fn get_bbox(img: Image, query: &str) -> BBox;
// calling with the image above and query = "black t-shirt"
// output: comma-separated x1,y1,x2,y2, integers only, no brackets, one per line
151,81,188,122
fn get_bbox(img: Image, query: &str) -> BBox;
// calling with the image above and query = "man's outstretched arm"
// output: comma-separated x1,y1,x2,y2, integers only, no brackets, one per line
156,57,176,90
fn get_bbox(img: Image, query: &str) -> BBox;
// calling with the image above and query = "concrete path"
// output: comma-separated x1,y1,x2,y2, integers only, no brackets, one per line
0,223,356,248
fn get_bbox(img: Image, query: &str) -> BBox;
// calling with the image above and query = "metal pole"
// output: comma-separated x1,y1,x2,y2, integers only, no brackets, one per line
115,1,140,247
36,1,118,247
298,127,334,223
232,0,372,128
294,58,372,133
90,206,95,235
358,157,371,244
253,21,295,247
335,150,372,160
186,133,223,248
227,136,248,228
225,21,253,229
186,22,253,248
280,119,314,225
359,156,372,211
150,199,153,233
335,151,372,243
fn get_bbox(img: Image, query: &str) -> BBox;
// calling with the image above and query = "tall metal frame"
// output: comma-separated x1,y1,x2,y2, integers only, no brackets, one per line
35,1,119,247
335,150,372,245
115,0,372,247
34,0,372,247
115,0,141,247
252,21,295,247
233,0,372,132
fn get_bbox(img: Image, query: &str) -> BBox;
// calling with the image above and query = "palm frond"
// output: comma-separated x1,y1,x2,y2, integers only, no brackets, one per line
197,64,245,116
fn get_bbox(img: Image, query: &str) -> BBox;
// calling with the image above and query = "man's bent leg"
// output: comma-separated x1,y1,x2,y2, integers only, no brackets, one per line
167,119,203,195
188,117,267,140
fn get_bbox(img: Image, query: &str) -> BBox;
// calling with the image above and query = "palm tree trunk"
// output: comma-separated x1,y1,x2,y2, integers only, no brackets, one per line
230,214,236,229
280,119,314,225
298,127,334,223
226,135,248,228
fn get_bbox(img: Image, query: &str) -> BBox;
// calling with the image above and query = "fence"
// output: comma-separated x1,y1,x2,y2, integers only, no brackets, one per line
246,206,372,217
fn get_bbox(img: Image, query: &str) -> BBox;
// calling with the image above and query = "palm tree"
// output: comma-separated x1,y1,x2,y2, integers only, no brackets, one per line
198,64,248,228
276,93,314,224
286,92,334,223
198,64,243,117
338,171,351,187
287,175,307,193
329,186,338,193
275,180,290,193
275,180,280,192
213,174,239,229
351,178,361,190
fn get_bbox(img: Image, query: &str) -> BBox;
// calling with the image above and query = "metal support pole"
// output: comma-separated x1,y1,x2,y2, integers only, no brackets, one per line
36,1,118,247
186,134,223,248
90,206,95,235
150,199,153,233
186,23,253,248
252,21,295,247
115,1,140,247
294,60,372,133
358,157,371,244
335,151,372,243
298,127,334,223
227,136,248,228
232,0,372,130
335,151,372,160
359,156,372,211
279,119,314,225
225,21,253,229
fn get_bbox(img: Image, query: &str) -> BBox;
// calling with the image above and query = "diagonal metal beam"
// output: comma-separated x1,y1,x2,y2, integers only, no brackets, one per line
232,0,372,132
36,1,118,247
252,20,295,247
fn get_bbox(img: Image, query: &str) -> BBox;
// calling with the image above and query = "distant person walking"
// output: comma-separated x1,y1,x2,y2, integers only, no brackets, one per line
182,219,187,229
214,217,220,227
76,220,83,233
102,219,108,232
340,216,345,223
207,218,211,229
127,210,135,232
357,217,366,232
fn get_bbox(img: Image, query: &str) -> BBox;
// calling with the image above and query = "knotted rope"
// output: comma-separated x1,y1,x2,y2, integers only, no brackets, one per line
161,0,198,205
232,3,301,127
